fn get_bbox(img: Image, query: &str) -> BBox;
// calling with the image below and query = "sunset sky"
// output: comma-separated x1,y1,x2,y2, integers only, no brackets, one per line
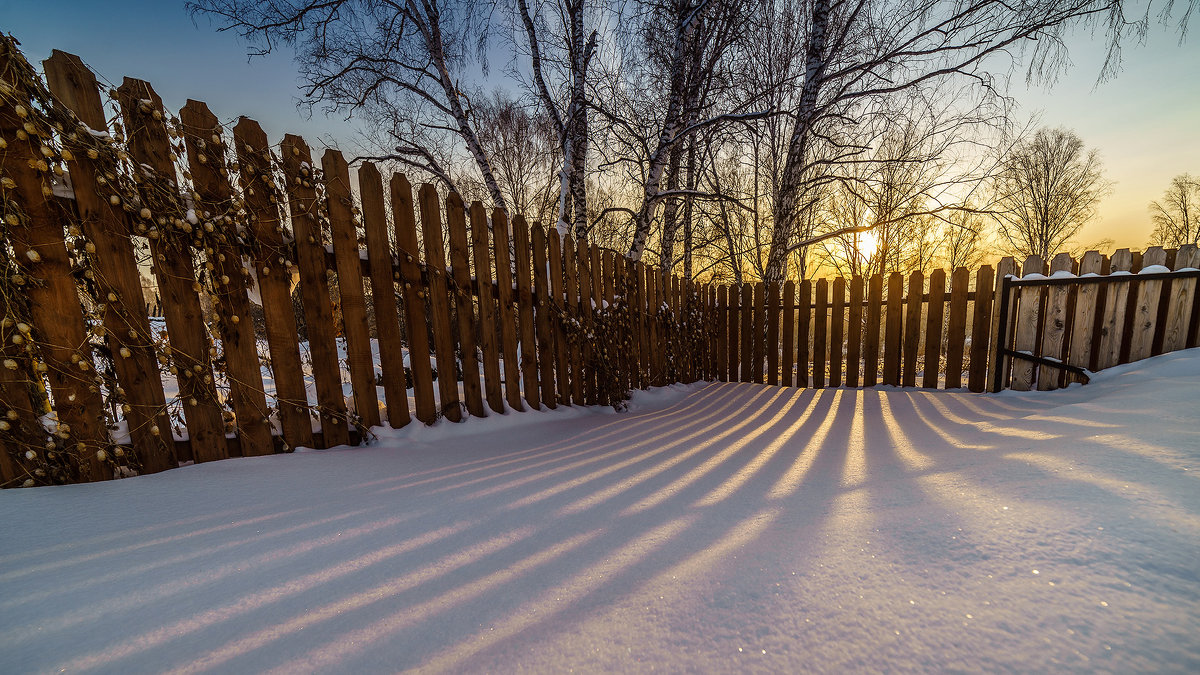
4,0,1197,251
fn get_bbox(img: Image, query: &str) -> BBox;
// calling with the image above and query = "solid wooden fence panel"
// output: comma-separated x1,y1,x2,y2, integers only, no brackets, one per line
863,275,882,387
2,57,109,480
1037,253,1075,390
549,232,571,404
944,267,969,389
847,276,863,388
532,224,557,408
726,283,740,382
781,281,796,387
985,257,1015,393
281,135,349,446
181,100,275,454
359,163,411,427
968,264,994,392
813,278,828,388
1009,255,1044,391
1098,249,1134,370
883,272,904,386
44,50,175,472
1128,247,1168,363
418,184,463,421
752,282,766,383
494,210,523,411
392,175,437,423
903,271,923,387
575,239,596,399
511,216,540,410
796,280,812,388
740,283,753,383
563,235,583,404
766,282,780,385
233,118,312,448
829,277,845,387
446,193,484,417
923,269,946,389
1066,251,1104,376
1162,245,1199,353
323,149,380,428
119,78,228,460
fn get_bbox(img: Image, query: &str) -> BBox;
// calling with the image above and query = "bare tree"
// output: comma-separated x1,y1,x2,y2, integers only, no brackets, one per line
991,127,1110,259
1149,173,1200,247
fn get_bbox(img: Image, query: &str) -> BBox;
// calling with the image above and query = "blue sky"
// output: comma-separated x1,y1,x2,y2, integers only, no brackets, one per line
4,0,1197,250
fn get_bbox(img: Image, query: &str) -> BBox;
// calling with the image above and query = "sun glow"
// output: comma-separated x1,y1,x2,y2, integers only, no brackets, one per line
854,229,880,262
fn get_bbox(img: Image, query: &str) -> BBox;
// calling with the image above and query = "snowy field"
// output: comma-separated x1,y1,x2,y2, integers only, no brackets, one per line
2,351,1199,673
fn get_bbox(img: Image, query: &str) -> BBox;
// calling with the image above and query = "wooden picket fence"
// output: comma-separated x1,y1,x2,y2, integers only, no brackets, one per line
2,38,1198,488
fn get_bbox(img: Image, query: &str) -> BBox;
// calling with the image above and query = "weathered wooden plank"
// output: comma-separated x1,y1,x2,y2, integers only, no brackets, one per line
392,175,437,423
446,193,484,417
232,119,313,448
716,285,728,382
1128,247,1168,363
321,149,379,429
944,267,969,389
549,231,571,404
902,271,924,387
563,235,583,404
923,269,946,389
766,281,780,385
984,257,1014,393
493,211,523,411
829,277,845,387
1065,251,1104,377
1162,245,1199,353
796,280,812,388
846,276,863,388
751,282,766,383
531,224,557,408
1037,253,1075,390
740,283,753,383
726,283,739,382
416,184,463,421
119,78,228,460
1009,255,1044,391
358,163,410,427
590,246,606,399
512,216,539,409
1097,249,1134,370
44,50,175,472
863,275,882,387
813,278,828,388
882,272,904,386
781,281,796,387
968,265,994,392
574,238,596,400
279,135,349,446
180,100,275,454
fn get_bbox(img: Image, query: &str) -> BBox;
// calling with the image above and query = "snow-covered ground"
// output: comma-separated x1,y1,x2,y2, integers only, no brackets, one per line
2,350,1199,673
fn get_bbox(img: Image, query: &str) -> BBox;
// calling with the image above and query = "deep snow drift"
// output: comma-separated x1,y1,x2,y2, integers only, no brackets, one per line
2,351,1199,673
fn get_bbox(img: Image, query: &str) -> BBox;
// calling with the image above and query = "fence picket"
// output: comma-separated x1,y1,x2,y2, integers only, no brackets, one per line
830,277,845,387
883,272,904,386
359,163,411,427
847,276,863,388
44,51,175,472
281,135,349,446
766,282,780,385
233,119,312,448
796,280,812,388
781,281,796,387
1162,245,1199,353
1009,255,1044,391
751,282,766,383
392,175,437,424
532,224,557,408
417,184,463,421
1098,249,1134,370
549,232,571,405
863,275,882,387
740,283,753,383
446,193,484,418
985,258,1015,392
494,211,523,411
323,149,380,428
903,271,924,387
813,278,828,388
563,236,583,404
1066,251,1104,377
1037,253,1074,390
944,267,969,389
181,100,274,455
968,264,995,392
1128,247,1168,362
923,269,946,389
119,79,228,460
513,216,540,409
